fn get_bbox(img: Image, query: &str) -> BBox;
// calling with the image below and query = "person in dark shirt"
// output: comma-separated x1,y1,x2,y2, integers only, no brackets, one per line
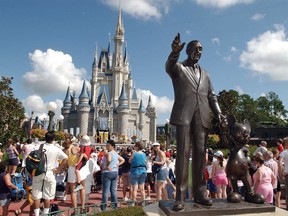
121,147,132,201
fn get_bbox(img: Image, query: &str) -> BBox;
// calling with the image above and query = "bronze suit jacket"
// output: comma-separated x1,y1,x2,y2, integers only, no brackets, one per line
165,52,221,128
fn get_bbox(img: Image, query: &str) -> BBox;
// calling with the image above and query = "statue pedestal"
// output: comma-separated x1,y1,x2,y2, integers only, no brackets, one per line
143,200,287,216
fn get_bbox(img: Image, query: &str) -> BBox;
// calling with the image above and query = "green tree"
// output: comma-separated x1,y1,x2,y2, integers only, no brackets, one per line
256,91,287,127
217,90,240,116
0,77,26,143
237,94,258,134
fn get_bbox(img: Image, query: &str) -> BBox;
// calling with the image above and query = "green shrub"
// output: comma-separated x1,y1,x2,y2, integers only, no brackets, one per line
207,134,220,149
89,207,145,216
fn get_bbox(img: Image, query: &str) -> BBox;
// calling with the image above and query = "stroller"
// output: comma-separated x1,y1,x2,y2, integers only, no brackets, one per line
10,172,26,202
55,173,66,200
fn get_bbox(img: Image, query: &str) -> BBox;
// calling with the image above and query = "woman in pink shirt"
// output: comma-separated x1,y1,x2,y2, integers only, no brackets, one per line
253,155,276,204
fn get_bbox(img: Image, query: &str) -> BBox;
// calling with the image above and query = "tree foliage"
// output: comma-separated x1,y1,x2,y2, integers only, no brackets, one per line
0,77,26,143
216,89,288,136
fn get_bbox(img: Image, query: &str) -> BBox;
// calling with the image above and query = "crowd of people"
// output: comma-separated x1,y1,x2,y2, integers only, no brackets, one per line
0,132,288,215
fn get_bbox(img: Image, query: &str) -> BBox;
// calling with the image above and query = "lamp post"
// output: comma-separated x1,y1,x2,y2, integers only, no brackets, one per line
165,119,170,150
59,114,64,131
47,102,57,131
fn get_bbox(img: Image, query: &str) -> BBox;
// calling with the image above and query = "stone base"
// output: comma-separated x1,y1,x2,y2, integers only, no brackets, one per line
154,199,276,216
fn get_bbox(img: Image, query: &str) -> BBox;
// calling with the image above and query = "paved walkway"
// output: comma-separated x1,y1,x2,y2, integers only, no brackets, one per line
1,185,157,215
1,187,287,215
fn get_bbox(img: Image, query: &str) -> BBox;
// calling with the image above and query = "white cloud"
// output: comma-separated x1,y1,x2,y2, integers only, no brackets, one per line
259,92,266,97
22,49,85,97
101,0,176,20
235,85,244,94
135,88,173,123
194,0,255,9
240,25,288,80
22,95,63,121
230,46,238,52
212,37,220,45
251,13,266,21
136,89,173,114
223,55,232,62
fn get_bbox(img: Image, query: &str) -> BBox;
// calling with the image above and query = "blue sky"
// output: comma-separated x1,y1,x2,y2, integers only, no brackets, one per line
1,0,288,124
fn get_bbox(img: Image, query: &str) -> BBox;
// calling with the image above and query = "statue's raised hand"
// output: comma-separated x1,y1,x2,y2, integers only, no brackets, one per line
172,33,185,55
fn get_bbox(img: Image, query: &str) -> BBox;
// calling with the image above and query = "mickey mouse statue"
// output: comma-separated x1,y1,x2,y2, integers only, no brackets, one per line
222,115,265,204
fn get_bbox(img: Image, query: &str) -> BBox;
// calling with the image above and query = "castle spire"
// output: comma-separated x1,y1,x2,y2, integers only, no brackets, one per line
116,3,124,36
92,43,98,69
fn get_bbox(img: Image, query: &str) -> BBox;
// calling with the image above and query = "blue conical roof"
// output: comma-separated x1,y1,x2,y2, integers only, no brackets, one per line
79,80,89,99
118,82,128,101
139,99,145,113
132,87,138,100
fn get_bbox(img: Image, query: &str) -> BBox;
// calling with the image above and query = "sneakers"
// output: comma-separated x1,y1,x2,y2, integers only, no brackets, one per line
146,196,151,200
73,184,83,192
123,197,129,201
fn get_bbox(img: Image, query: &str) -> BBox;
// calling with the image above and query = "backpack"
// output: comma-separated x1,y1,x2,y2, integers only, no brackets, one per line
26,143,47,176
168,168,176,184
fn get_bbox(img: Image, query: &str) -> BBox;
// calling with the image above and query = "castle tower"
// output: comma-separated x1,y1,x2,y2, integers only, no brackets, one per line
138,99,145,132
61,86,71,117
112,6,125,105
91,45,98,106
77,80,90,135
146,95,157,142
116,82,129,136
127,71,133,109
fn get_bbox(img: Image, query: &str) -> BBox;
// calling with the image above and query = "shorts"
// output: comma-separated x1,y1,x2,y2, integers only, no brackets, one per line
118,167,123,176
0,198,10,207
214,174,228,186
130,173,147,185
122,172,131,186
207,179,217,193
32,171,56,200
67,166,77,183
276,176,281,192
145,173,153,184
8,157,19,166
155,168,168,182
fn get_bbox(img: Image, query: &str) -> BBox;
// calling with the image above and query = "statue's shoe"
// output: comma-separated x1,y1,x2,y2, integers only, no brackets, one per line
194,197,213,206
245,192,265,204
172,200,185,211
227,192,242,203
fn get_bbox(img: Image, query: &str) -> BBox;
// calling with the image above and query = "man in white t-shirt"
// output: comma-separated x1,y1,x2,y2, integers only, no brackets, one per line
32,131,68,216
279,137,288,210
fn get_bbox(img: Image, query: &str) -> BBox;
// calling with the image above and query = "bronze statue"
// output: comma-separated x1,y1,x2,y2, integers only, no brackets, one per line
223,115,265,204
165,33,225,211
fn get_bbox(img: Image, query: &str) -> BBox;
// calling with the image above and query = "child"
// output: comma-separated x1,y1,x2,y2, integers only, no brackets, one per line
14,169,34,216
74,135,91,192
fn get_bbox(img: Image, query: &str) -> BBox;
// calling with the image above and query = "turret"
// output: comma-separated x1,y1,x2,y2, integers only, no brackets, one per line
146,95,157,142
77,80,90,135
117,82,129,136
138,99,145,131
61,86,72,117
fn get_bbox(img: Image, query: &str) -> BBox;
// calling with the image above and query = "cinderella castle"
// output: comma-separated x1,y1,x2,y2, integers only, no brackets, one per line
61,9,157,143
